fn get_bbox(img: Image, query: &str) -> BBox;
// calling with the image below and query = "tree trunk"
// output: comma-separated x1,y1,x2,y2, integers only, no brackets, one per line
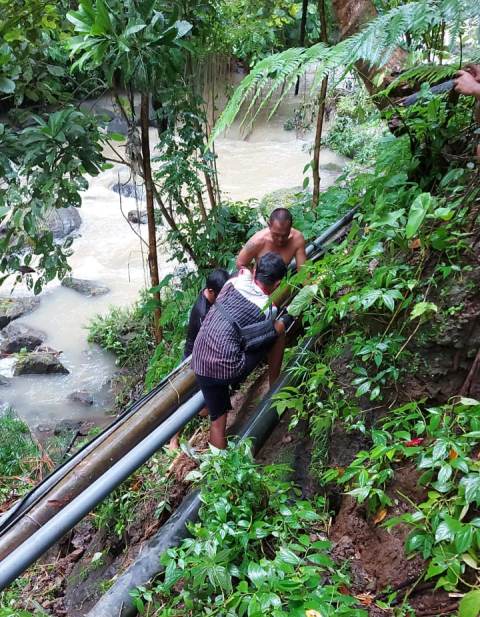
295,0,309,96
140,93,162,344
204,170,216,210
311,76,328,207
331,0,406,104
311,0,329,207
196,190,208,222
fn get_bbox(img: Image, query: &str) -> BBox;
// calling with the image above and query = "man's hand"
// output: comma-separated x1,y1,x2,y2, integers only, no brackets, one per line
455,68,480,99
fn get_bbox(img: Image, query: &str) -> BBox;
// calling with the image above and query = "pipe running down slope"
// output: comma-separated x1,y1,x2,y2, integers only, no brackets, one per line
0,206,355,538
88,336,316,617
0,207,357,591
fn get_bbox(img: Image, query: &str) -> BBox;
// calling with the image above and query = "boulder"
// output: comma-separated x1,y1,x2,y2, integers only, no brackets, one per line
54,419,82,436
127,209,147,224
112,182,144,200
0,375,11,387
259,186,305,215
107,116,129,136
67,390,94,406
14,351,69,376
44,206,82,240
0,296,40,329
61,277,110,297
320,161,344,173
0,322,45,353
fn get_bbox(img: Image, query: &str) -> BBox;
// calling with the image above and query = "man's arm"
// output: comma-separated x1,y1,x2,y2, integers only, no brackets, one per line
236,236,260,270
455,68,480,99
294,235,307,270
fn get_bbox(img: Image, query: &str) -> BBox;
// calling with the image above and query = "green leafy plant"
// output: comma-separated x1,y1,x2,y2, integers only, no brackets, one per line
132,442,368,616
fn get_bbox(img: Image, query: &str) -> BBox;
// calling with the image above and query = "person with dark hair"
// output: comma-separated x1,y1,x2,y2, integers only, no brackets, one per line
168,267,229,451
192,252,288,449
183,268,230,358
236,207,306,271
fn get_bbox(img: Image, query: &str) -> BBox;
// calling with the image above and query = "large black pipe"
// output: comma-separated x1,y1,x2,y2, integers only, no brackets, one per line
87,336,316,617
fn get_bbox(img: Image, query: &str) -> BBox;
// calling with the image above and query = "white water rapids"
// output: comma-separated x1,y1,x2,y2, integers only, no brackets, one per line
0,82,346,428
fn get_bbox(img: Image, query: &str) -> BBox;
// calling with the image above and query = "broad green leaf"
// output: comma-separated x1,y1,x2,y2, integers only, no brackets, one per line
0,76,15,94
459,589,480,617
410,301,438,320
124,23,147,36
434,206,454,221
247,562,267,587
405,531,425,553
459,397,480,406
278,546,301,565
406,192,432,238
455,526,473,553
288,284,318,317
461,475,480,504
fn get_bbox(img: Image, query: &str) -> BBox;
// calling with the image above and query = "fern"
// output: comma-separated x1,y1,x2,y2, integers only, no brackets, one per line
211,0,480,142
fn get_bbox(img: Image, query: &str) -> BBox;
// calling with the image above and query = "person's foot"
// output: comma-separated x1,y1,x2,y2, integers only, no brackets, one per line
168,436,180,451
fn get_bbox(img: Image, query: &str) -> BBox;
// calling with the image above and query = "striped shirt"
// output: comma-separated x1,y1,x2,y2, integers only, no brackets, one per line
191,272,270,380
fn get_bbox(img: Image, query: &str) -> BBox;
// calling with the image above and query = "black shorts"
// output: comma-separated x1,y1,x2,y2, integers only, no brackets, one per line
195,349,265,421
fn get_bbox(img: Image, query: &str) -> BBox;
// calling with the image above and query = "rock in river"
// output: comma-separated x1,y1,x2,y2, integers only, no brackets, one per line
44,206,82,240
67,390,94,406
0,296,40,329
0,322,45,353
14,351,69,376
61,277,110,297
127,209,148,224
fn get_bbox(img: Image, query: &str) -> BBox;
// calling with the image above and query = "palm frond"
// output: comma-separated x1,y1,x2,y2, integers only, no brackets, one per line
210,0,480,143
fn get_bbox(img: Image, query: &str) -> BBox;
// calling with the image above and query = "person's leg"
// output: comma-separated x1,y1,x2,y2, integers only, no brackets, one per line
210,413,228,449
195,375,232,449
267,320,286,386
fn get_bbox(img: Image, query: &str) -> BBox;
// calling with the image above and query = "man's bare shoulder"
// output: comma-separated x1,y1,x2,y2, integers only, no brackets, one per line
291,227,306,246
244,229,269,249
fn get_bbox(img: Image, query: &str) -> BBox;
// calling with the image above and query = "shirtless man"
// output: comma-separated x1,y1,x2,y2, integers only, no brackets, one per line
236,208,307,271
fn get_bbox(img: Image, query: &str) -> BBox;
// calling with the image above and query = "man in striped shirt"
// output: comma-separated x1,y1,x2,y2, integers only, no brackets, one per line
192,252,287,448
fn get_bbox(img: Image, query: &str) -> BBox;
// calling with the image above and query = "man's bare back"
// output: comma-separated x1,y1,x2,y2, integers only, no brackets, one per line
236,210,307,270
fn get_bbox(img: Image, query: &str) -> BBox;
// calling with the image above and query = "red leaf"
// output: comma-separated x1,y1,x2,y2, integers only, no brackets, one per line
405,438,424,447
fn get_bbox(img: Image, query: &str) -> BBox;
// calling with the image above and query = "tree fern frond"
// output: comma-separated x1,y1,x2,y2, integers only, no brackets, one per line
210,0,480,144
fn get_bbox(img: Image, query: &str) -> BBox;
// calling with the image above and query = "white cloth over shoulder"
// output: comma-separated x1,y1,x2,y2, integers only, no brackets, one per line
227,269,277,318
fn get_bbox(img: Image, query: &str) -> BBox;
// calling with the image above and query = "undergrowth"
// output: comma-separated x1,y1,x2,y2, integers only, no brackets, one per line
132,442,367,617
270,90,480,605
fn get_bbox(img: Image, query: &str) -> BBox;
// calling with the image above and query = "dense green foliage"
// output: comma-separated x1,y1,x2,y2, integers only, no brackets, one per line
0,410,39,482
0,108,106,291
211,0,479,140
323,87,386,164
132,442,366,616
268,87,480,600
325,399,480,591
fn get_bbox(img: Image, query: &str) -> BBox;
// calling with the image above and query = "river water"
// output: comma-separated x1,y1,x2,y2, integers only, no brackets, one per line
0,80,345,428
